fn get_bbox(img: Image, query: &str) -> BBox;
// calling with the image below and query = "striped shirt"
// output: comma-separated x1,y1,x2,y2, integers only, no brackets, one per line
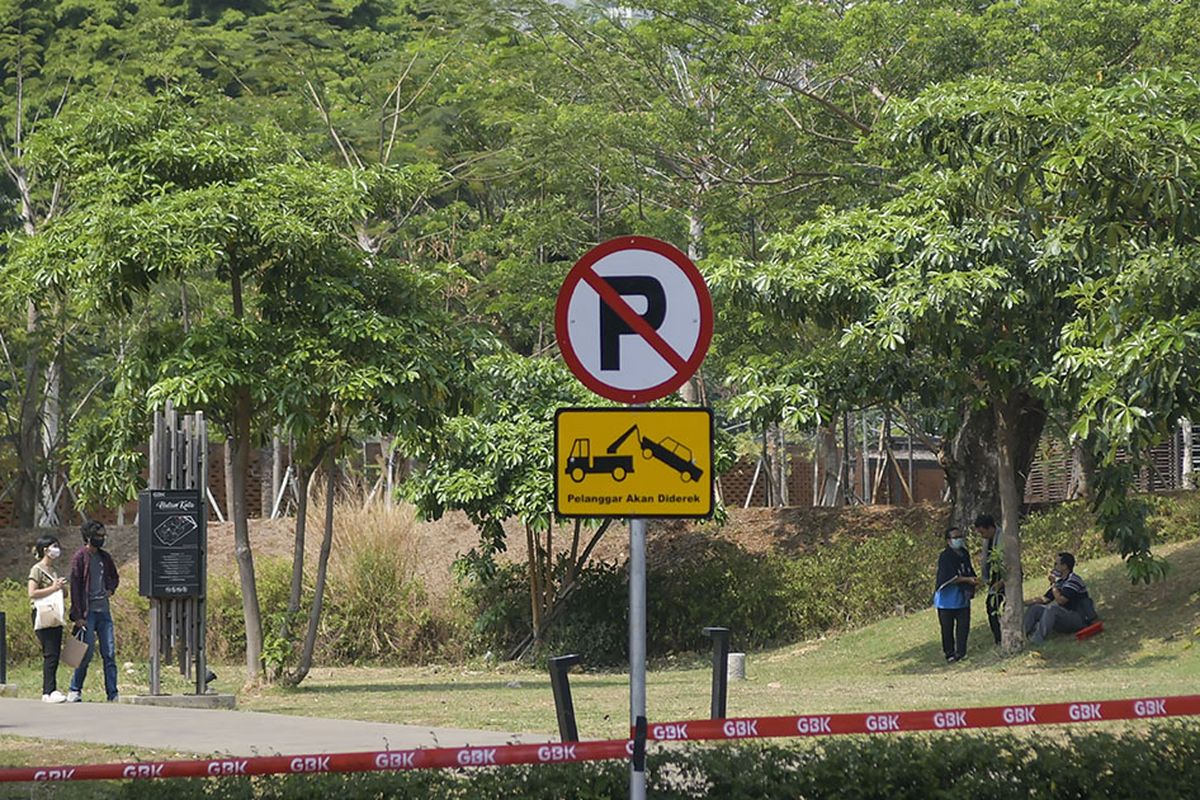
1045,573,1088,613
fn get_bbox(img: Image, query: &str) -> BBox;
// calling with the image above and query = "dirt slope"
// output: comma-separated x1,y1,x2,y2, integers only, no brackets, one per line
0,502,948,593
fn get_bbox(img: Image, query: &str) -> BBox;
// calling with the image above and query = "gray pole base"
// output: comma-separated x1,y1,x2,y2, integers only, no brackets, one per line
126,694,236,709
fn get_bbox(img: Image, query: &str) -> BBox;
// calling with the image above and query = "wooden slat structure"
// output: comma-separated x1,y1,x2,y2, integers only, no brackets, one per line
147,402,208,696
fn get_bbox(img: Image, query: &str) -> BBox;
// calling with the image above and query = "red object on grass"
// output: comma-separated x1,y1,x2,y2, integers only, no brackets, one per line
1075,621,1104,641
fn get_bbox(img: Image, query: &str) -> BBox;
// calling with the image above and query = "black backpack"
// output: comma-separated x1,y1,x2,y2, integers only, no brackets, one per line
1077,594,1098,625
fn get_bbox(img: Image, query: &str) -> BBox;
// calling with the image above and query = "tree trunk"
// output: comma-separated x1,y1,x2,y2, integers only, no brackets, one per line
37,353,62,526
224,439,235,523
777,425,789,507
284,447,338,687
15,300,41,527
679,199,705,406
941,396,1044,531
941,401,1000,530
994,392,1028,655
1182,419,1194,490
272,433,284,512
818,423,841,506
1070,437,1097,499
288,462,310,621
229,270,263,683
526,523,543,646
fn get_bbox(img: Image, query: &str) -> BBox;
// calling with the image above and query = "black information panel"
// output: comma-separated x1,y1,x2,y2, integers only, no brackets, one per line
138,489,205,598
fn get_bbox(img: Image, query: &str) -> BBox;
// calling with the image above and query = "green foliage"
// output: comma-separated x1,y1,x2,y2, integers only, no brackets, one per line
401,351,603,573
463,520,946,666
0,578,40,664
463,493,1200,665
208,552,466,668
79,723,1200,799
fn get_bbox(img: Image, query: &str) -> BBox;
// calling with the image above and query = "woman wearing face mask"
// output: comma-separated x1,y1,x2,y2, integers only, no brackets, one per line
27,535,69,703
933,526,980,664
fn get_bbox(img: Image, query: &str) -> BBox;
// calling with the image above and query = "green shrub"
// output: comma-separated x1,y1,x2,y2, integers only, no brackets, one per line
462,526,945,665
0,574,150,664
0,578,41,664
52,722,1200,799
464,491,1200,665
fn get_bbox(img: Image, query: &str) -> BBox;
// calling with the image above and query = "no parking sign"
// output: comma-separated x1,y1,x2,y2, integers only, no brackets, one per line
555,237,713,403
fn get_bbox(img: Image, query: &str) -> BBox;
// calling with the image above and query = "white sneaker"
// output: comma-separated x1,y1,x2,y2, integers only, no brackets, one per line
65,690,81,702
42,691,67,703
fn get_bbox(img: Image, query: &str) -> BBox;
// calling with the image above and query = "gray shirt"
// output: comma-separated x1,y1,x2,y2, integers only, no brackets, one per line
88,551,110,613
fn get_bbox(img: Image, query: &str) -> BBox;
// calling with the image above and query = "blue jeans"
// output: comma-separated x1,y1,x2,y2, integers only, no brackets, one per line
71,608,118,700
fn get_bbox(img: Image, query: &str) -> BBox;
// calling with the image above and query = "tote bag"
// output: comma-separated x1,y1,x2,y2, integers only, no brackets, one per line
33,591,65,630
61,629,89,669
32,567,66,630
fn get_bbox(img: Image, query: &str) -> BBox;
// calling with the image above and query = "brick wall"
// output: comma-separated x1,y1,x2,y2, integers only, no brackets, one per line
0,444,285,526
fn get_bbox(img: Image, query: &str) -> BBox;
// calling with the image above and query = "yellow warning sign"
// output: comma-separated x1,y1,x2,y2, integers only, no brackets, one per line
554,407,713,518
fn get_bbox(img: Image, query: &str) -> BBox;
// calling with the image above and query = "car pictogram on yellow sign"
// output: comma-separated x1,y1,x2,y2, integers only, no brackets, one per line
554,408,713,518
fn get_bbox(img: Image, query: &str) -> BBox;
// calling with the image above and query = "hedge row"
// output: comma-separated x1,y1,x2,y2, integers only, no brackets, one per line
42,722,1200,799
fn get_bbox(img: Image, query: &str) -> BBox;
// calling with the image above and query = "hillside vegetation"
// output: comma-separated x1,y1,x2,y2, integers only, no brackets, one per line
2,493,1197,672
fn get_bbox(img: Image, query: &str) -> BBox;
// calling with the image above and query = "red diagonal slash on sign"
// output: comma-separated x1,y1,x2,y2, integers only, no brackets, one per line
579,269,688,372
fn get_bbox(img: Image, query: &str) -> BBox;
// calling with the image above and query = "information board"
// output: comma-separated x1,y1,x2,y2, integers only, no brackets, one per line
138,489,204,598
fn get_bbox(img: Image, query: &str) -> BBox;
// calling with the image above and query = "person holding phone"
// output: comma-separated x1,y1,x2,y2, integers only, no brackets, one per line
933,526,980,663
1023,552,1091,643
27,535,68,703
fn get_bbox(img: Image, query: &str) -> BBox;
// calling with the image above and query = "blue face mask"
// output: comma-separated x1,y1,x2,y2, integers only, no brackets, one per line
950,538,966,550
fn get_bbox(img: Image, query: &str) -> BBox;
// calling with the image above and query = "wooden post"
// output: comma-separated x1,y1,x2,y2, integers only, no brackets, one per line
147,405,209,696
1182,419,1194,490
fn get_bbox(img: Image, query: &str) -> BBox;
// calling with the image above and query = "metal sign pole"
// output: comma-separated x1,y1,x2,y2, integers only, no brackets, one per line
553,238,714,800
629,516,647,800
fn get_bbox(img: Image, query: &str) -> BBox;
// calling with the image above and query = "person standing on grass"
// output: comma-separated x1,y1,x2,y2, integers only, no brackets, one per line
975,514,1004,646
933,526,980,663
27,535,68,703
67,520,120,702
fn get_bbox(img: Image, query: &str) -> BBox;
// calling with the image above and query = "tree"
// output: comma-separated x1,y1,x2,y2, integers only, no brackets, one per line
264,251,480,687
13,92,456,681
711,70,1200,652
402,352,613,655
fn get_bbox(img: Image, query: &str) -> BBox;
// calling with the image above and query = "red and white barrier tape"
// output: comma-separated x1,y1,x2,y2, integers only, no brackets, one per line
0,741,633,783
642,694,1200,742
3,693,1198,783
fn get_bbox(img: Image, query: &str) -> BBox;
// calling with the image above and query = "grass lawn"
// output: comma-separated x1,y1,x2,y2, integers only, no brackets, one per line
232,537,1200,740
2,539,1197,750
0,738,177,768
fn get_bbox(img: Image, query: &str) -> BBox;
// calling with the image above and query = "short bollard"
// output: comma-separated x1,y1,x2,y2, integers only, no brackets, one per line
0,611,7,685
549,654,582,742
702,626,730,719
728,652,747,680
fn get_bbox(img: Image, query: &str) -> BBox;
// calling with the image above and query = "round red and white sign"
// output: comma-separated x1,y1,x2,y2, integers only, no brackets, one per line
555,237,713,404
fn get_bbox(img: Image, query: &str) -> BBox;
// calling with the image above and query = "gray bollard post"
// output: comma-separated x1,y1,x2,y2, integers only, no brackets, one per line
702,626,730,719
549,654,582,742
0,611,6,685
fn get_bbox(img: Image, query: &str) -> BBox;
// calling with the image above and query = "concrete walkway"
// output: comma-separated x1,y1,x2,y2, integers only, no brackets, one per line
0,698,553,757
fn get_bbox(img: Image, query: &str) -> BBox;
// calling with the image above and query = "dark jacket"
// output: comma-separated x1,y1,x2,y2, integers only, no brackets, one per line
69,546,119,622
935,547,977,598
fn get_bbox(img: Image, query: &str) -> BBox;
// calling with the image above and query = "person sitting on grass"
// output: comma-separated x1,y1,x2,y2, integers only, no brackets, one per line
933,526,980,664
1023,552,1094,644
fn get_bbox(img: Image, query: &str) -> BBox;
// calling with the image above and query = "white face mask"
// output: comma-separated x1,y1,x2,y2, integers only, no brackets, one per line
950,538,966,550
47,545,61,559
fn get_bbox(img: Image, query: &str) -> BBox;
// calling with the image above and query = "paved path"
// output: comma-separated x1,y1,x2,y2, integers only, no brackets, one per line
0,698,552,757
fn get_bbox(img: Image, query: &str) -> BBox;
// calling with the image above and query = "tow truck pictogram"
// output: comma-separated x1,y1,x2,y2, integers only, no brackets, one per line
564,425,704,483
